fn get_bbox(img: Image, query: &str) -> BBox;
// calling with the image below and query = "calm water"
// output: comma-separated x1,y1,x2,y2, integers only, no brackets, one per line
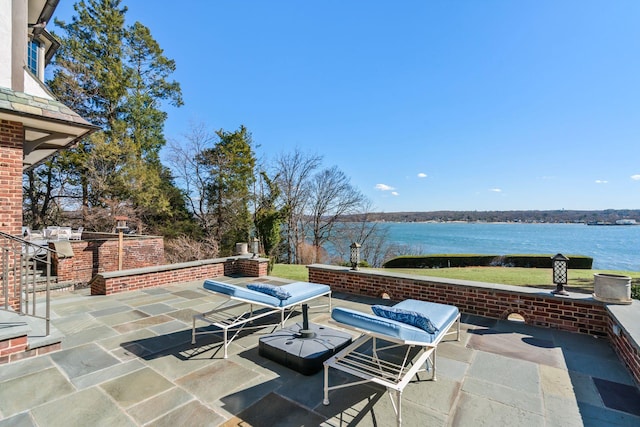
381,222,640,271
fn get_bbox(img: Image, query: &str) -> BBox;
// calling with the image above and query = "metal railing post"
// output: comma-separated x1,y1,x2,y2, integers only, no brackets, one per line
0,231,54,337
2,248,8,309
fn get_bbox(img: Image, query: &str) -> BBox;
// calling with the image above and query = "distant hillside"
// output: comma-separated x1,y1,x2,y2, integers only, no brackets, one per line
343,209,640,224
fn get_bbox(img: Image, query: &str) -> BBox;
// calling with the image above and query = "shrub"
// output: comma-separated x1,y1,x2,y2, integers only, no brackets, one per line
382,254,593,269
503,255,593,269
383,254,498,269
164,235,219,263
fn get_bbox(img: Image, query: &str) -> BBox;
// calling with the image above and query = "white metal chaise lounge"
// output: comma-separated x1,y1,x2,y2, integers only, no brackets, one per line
192,280,331,358
323,299,460,426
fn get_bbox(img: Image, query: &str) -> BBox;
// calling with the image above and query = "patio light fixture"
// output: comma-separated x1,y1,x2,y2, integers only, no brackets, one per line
551,253,570,296
115,216,128,232
251,237,259,259
350,242,361,271
115,216,128,271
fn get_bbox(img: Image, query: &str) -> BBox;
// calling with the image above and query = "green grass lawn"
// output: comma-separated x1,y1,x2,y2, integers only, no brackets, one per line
271,263,311,282
271,264,640,295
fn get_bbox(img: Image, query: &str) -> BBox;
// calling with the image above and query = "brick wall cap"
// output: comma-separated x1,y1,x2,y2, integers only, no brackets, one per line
307,264,595,301
98,257,263,279
607,303,640,347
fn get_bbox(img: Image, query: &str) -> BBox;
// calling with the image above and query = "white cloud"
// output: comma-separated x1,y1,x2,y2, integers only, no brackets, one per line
417,173,427,178
490,188,502,193
375,183,395,191
595,180,608,184
391,191,399,196
631,174,640,181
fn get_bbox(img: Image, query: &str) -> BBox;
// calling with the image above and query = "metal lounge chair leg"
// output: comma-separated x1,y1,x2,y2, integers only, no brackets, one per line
223,328,228,358
396,390,402,427
432,348,437,381
323,364,330,405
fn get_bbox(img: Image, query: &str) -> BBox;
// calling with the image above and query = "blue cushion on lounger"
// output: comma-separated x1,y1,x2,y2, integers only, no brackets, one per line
372,305,438,334
203,280,280,306
276,282,331,307
203,280,330,308
247,283,292,300
332,307,433,342
332,300,459,343
392,300,458,332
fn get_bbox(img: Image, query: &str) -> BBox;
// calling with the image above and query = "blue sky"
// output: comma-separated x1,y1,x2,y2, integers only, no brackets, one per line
52,1,640,212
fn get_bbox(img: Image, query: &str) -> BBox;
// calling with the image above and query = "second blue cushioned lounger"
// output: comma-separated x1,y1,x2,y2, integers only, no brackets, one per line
323,299,460,427
331,299,459,343
192,280,331,358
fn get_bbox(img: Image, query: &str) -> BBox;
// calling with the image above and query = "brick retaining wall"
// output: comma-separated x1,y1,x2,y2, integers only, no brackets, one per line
54,236,165,284
91,257,268,296
307,264,640,387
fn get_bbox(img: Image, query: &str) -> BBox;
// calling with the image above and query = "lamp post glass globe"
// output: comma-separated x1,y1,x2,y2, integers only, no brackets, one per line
350,242,361,270
551,253,570,296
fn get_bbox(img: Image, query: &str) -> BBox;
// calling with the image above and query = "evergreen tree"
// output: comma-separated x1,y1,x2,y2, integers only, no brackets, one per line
255,171,287,271
199,126,256,255
39,0,183,232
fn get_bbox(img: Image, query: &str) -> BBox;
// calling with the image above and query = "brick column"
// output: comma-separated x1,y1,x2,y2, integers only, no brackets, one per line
0,119,24,309
0,119,23,235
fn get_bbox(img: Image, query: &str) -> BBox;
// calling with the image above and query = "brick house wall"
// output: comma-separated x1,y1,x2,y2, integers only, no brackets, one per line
0,120,23,236
0,120,24,309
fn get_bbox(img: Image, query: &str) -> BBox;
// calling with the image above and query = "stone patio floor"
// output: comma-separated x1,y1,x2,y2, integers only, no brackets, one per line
1,276,639,426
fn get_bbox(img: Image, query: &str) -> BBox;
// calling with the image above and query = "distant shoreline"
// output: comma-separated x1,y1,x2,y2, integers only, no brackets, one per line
342,209,640,224
368,222,640,271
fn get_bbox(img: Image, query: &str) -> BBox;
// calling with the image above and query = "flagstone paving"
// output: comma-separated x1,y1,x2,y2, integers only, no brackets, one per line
0,277,639,426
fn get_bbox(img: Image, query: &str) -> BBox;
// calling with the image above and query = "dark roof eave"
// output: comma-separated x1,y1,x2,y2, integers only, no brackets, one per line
23,126,97,172
41,31,61,64
0,106,98,130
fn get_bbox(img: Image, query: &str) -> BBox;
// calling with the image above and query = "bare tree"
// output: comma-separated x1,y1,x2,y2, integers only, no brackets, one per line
166,122,217,233
329,202,393,267
164,235,219,263
306,166,365,263
273,149,322,264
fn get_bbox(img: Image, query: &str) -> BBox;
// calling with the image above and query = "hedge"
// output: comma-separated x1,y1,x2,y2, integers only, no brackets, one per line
382,254,593,269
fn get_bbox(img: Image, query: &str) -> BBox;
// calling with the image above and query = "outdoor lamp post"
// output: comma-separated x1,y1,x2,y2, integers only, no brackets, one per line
115,216,128,271
251,237,259,259
350,242,361,271
551,253,570,296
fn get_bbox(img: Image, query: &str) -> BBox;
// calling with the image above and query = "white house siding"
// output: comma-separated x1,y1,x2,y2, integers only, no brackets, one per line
0,2,13,89
23,71,54,99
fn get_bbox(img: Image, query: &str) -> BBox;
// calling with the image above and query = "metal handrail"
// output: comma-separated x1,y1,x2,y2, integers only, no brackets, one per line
0,230,54,336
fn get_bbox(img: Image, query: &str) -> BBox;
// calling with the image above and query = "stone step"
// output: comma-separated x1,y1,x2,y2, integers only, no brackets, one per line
0,308,63,356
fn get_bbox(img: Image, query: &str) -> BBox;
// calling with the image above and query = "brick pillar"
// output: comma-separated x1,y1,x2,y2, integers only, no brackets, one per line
0,119,24,309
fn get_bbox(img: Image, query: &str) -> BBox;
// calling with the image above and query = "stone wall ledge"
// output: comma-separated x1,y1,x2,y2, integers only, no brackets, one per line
90,256,269,296
97,256,249,279
607,303,640,339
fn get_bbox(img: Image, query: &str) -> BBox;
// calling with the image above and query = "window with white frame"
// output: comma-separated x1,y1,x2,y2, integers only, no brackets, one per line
27,39,41,77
